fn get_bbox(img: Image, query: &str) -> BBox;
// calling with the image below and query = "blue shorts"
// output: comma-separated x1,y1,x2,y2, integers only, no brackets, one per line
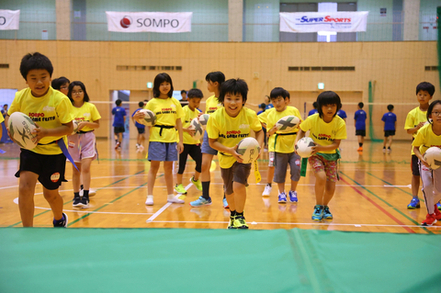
201,131,218,155
148,142,178,162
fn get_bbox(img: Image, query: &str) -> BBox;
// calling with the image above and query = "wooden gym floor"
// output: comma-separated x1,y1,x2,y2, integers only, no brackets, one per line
0,138,440,234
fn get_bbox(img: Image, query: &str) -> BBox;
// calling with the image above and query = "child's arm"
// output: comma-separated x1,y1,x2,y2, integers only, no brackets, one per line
78,120,100,131
183,127,195,136
295,129,306,144
32,121,73,142
413,146,429,168
209,138,243,163
407,122,425,135
176,118,184,154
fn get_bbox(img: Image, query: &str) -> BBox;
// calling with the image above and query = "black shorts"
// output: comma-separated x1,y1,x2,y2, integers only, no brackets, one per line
137,127,145,134
384,130,395,137
15,149,67,190
114,126,125,134
221,162,251,195
411,154,420,176
355,130,366,137
178,144,202,174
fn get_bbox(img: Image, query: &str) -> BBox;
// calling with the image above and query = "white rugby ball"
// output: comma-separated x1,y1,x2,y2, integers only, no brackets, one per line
136,109,156,126
236,137,260,164
189,118,204,141
295,137,315,158
276,115,300,133
199,114,210,128
71,120,80,135
424,147,441,170
8,112,38,150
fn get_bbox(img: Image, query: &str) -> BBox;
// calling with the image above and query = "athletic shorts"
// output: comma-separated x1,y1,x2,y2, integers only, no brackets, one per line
68,132,97,163
148,142,178,162
221,162,251,195
178,144,202,174
201,131,218,155
114,126,125,134
268,151,275,167
15,149,67,190
273,152,301,183
355,130,366,137
384,130,395,137
411,154,420,176
137,127,145,134
308,154,339,182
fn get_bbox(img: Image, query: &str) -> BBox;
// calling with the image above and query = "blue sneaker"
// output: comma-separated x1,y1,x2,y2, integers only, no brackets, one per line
288,190,298,203
190,196,212,207
407,198,420,209
437,202,441,210
278,192,287,203
323,206,333,219
53,213,68,227
223,198,229,209
312,205,324,221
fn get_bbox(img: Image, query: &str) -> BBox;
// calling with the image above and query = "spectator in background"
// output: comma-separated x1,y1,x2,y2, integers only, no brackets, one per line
354,102,367,152
264,95,274,110
180,89,188,107
337,107,347,122
308,102,318,116
1,104,8,118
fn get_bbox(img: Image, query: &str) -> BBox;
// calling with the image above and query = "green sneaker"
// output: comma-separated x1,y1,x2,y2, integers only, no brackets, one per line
174,184,187,194
227,215,236,229
232,215,249,229
190,176,202,191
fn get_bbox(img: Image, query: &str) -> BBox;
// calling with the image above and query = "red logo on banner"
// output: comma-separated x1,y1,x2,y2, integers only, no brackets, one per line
120,16,132,28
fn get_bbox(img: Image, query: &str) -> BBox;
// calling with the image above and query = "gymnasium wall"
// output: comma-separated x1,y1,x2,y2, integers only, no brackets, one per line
0,40,438,140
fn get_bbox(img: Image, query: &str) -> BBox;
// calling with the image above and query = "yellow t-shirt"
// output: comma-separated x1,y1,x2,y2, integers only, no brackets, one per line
182,105,202,145
405,106,428,155
412,123,441,155
71,102,101,132
206,107,262,168
299,113,347,154
0,112,4,124
145,97,183,143
205,95,222,114
8,87,73,155
259,106,302,153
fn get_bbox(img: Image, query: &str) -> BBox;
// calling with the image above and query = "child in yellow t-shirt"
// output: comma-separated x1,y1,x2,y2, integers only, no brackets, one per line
405,82,435,209
175,89,203,194
296,91,347,221
134,73,184,206
8,52,74,227
206,78,264,229
263,87,302,204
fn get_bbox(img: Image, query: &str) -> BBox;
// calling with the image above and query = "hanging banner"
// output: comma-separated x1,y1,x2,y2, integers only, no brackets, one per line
0,10,20,30
106,11,192,33
280,11,369,33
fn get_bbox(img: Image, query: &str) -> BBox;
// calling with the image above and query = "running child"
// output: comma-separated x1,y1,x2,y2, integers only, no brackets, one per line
382,104,396,153
131,101,146,152
354,102,367,152
206,78,264,229
112,99,126,150
296,91,347,221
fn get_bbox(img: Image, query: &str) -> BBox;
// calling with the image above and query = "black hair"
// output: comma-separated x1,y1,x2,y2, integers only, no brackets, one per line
218,78,248,104
427,100,441,122
67,81,90,103
358,102,364,108
205,71,226,86
138,101,145,107
312,101,318,109
316,91,342,118
259,103,266,110
269,87,289,100
416,82,435,96
51,76,70,90
181,90,187,95
19,52,53,80
115,99,122,106
387,104,394,111
153,73,174,98
187,88,203,99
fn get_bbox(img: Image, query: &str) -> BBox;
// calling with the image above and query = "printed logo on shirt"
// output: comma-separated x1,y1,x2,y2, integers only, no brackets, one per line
159,107,176,114
239,124,250,129
50,172,60,182
313,133,333,141
42,106,55,112
219,130,249,139
28,112,56,122
83,113,91,117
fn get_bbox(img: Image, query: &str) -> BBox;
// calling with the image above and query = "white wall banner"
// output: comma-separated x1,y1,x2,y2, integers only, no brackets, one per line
280,11,369,33
0,10,20,31
106,11,192,33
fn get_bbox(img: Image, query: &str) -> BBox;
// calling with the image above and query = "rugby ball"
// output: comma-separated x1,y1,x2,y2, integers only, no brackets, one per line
189,118,204,141
8,112,38,150
71,119,80,135
424,147,441,170
276,115,300,133
136,109,156,126
237,137,260,164
295,137,315,158
199,114,210,128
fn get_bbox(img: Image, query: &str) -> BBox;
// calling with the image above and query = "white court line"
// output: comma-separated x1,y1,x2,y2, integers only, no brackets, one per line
146,202,172,222
33,206,154,215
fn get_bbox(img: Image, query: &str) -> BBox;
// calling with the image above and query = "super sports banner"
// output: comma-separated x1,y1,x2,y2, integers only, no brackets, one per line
280,11,369,33
0,10,20,30
106,11,192,33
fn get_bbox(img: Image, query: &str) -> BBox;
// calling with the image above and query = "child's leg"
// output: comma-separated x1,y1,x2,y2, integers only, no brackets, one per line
118,132,123,143
43,187,64,222
267,166,275,185
323,180,337,206
18,171,38,227
383,136,387,148
290,180,299,192
232,182,247,213
147,161,161,195
200,153,214,199
420,165,435,215
72,163,82,193
81,158,93,190
314,170,327,205
387,136,393,148
176,146,188,186
163,161,174,195
189,144,202,181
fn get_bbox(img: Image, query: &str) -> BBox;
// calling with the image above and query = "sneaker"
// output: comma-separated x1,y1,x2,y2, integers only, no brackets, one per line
232,215,249,229
407,198,420,209
145,195,154,206
80,188,97,197
357,146,363,152
323,206,333,219
421,213,437,226
190,196,212,207
262,184,272,197
312,205,324,221
72,195,81,207
437,202,441,210
174,184,187,194
167,196,185,204
53,213,68,228
138,145,144,152
190,176,202,191
434,205,441,221
228,215,236,229
80,196,89,208
223,198,229,209
136,143,140,149
288,190,298,203
278,192,287,203
115,142,120,150
382,147,386,153
387,148,391,154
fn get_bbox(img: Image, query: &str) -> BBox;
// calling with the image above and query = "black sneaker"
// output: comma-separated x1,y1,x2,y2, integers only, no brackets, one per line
53,213,68,227
73,196,82,207
80,196,89,208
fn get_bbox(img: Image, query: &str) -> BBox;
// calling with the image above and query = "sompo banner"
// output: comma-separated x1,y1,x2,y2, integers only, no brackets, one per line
0,10,20,30
106,11,192,33
280,11,368,33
